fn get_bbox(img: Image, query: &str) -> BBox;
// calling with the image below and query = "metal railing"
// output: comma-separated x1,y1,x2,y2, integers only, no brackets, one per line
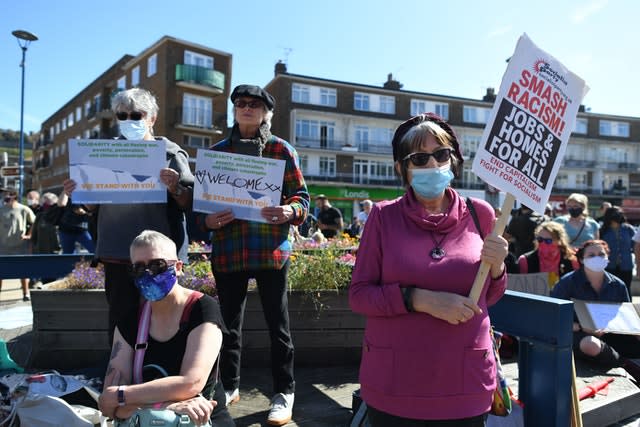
175,64,225,91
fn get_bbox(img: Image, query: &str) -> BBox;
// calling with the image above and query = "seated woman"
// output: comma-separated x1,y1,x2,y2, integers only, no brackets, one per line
98,230,234,426
518,221,579,287
550,240,640,383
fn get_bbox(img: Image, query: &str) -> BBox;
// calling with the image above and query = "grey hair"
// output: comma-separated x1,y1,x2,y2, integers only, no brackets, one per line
394,120,459,186
232,105,273,130
129,230,177,260
42,192,58,205
112,88,159,119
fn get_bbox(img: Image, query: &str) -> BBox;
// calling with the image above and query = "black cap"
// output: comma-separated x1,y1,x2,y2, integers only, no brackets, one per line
230,85,275,110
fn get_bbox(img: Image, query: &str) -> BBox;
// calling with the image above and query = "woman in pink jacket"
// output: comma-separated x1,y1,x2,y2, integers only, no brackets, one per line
349,113,509,426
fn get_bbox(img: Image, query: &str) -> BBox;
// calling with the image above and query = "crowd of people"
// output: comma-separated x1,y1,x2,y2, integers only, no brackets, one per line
3,84,640,426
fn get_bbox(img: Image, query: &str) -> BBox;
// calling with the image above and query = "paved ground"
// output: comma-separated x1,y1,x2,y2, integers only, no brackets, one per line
3,278,640,426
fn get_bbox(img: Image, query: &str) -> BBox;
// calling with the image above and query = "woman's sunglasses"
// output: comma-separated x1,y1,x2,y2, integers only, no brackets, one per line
535,237,553,244
129,259,175,278
402,148,452,166
116,111,145,121
234,99,264,109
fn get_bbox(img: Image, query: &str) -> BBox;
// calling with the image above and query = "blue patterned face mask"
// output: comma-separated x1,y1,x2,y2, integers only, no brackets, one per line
410,164,454,199
134,266,177,301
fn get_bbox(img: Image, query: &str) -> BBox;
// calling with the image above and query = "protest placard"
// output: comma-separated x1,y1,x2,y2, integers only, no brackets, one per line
468,33,588,303
507,273,550,296
573,300,640,335
193,150,286,223
472,33,589,214
68,139,167,204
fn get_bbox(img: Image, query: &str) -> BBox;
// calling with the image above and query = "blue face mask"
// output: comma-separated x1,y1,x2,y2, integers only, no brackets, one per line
410,164,454,199
134,266,177,301
119,119,147,140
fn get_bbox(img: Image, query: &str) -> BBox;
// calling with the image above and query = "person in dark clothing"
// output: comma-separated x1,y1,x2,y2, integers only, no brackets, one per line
315,194,343,239
57,190,95,254
600,206,635,294
504,205,548,257
551,240,640,384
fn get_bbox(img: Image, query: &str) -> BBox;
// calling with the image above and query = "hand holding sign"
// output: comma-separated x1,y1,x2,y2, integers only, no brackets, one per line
469,34,588,303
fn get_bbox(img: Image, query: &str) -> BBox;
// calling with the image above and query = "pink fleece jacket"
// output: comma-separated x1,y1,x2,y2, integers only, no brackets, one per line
349,188,507,420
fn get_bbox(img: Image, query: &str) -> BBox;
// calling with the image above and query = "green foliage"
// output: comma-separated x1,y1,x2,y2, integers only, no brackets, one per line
288,248,353,292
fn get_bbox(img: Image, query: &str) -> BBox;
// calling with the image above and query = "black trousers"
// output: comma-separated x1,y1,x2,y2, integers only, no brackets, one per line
215,262,295,394
367,405,488,427
103,262,140,344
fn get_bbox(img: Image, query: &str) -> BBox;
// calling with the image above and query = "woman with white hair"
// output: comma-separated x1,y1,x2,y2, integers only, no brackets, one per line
202,84,309,426
62,87,195,343
98,230,234,426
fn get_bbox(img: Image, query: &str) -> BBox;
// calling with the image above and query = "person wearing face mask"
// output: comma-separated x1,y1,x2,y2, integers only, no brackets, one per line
62,87,194,343
517,221,579,287
349,113,509,426
600,206,636,294
550,240,640,383
554,193,599,250
98,230,235,426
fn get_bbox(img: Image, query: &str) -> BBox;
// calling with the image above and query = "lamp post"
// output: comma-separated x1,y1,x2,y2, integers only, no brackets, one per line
12,29,38,201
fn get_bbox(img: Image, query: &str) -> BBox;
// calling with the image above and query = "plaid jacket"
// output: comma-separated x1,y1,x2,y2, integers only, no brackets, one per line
208,135,309,272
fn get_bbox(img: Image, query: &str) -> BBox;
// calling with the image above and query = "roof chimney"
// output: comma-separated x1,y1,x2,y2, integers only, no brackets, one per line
483,87,496,102
383,73,403,91
275,60,287,76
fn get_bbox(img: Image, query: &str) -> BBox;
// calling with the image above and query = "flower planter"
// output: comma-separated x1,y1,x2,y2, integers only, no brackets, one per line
30,284,365,369
30,280,110,370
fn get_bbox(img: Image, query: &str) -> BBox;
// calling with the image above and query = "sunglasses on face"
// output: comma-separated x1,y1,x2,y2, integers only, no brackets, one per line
402,148,452,166
536,236,553,244
129,259,175,278
116,111,145,121
234,99,264,109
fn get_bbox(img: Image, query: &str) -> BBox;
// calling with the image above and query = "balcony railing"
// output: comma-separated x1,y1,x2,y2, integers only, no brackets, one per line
295,137,393,154
304,172,401,186
175,64,225,92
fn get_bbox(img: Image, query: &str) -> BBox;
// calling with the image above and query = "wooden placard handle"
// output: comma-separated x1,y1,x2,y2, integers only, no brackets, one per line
468,193,516,304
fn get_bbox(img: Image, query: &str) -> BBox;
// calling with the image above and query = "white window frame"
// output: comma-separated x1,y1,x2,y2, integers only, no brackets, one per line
410,99,449,119
84,100,91,117
184,50,214,69
67,112,74,127
573,118,588,134
183,134,211,148
319,88,337,107
147,53,157,77
131,65,140,87
182,93,213,128
354,93,370,111
463,105,491,124
379,96,396,114
319,156,336,177
75,106,82,121
292,84,311,103
599,120,630,137
117,76,126,90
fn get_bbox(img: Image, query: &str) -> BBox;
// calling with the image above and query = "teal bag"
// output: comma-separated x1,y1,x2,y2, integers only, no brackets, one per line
115,408,212,427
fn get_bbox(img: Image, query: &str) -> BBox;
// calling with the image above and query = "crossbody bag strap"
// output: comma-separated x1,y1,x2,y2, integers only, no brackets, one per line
466,197,485,239
133,301,152,385
570,220,586,245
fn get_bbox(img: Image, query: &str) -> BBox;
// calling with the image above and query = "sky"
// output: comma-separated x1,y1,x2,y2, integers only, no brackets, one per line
1,0,638,135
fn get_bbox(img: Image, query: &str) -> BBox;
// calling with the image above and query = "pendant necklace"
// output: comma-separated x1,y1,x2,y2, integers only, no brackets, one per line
430,232,448,260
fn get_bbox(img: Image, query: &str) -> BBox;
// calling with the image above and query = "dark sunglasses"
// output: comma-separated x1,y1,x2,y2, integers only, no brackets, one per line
536,237,553,244
402,148,452,166
234,99,264,109
116,111,145,121
129,259,175,278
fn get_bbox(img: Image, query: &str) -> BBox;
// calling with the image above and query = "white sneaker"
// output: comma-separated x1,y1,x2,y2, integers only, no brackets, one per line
267,392,294,426
224,388,240,406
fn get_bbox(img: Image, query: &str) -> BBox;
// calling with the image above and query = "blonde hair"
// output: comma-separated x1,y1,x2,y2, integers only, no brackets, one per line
566,193,589,216
535,221,575,261
129,230,177,260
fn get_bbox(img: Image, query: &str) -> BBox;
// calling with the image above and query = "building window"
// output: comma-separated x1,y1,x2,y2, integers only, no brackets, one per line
599,120,630,137
94,94,102,113
410,99,449,119
55,123,60,134
49,127,54,141
75,106,82,122
184,50,214,69
462,134,482,157
292,84,310,103
295,119,335,148
463,105,491,124
319,156,336,176
67,112,74,127
131,66,140,87
84,100,91,117
379,96,395,114
183,134,211,148
320,88,337,107
182,94,212,128
354,93,370,111
147,53,157,77
117,76,126,90
61,119,66,131
573,118,588,134
298,154,308,173
82,129,90,139
354,126,369,150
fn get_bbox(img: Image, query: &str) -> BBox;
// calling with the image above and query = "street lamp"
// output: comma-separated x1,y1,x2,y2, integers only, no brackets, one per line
12,29,38,201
